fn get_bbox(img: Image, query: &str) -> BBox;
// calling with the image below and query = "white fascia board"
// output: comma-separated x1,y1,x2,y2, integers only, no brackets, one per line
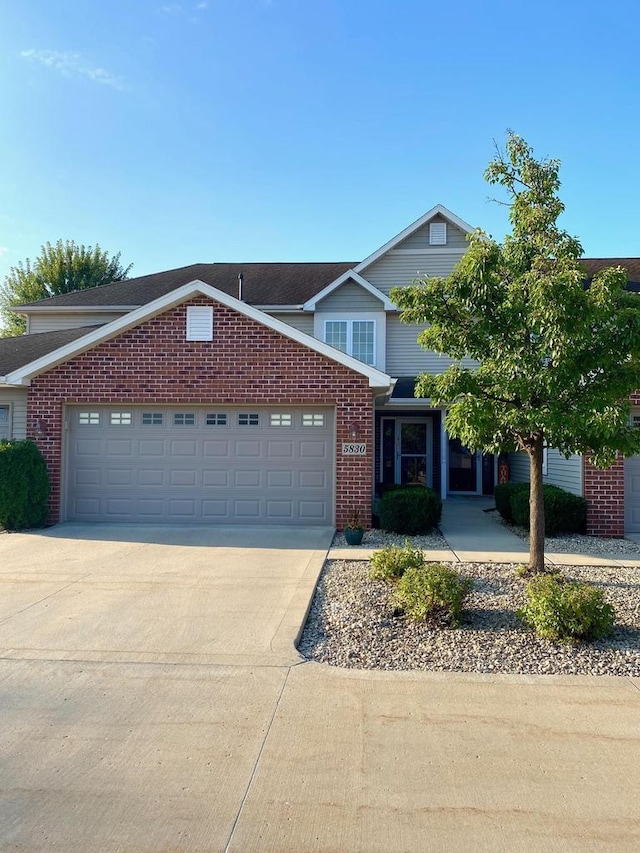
303,270,395,311
6,279,392,390
354,204,475,274
15,304,140,313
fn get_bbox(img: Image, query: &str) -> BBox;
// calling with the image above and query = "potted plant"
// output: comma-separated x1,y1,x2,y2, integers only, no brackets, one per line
344,508,365,546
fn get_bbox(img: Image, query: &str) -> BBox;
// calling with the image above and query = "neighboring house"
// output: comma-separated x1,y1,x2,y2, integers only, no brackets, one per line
0,205,638,536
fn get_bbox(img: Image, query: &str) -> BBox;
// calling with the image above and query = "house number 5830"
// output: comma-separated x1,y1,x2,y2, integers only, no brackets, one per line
342,442,366,455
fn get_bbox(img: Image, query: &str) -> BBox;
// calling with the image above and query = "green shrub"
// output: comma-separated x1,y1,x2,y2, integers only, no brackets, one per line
393,564,473,626
369,540,425,582
510,484,587,536
0,440,50,530
378,486,442,535
517,574,615,643
494,482,528,523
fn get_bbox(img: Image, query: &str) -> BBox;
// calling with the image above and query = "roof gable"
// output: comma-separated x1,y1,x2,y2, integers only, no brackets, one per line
302,271,395,311
3,280,392,390
354,204,475,274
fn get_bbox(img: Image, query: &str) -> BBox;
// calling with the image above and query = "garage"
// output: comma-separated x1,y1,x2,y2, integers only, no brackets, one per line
66,405,335,524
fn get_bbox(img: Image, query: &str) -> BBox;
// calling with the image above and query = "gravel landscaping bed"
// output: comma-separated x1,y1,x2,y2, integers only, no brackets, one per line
496,516,640,555
299,558,640,676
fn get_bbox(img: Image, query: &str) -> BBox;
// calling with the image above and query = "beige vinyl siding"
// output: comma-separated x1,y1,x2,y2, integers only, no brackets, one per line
385,315,478,377
267,312,314,336
364,252,465,295
316,281,385,311
0,389,28,439
28,312,126,334
508,449,583,497
396,216,469,250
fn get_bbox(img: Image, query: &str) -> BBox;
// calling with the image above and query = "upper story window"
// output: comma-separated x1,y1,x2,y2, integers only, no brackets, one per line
324,319,375,366
429,221,447,245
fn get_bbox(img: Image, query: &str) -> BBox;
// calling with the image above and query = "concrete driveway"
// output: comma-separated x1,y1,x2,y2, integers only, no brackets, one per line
0,523,331,667
1,524,639,852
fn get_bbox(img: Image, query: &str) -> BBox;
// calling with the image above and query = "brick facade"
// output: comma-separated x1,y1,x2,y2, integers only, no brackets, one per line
26,296,377,529
583,454,625,537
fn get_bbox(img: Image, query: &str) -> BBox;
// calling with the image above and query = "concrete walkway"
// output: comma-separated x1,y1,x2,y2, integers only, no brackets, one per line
331,496,640,567
1,524,639,851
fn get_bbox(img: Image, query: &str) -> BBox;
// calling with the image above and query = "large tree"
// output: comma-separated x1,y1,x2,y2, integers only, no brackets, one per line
0,240,132,337
392,132,640,573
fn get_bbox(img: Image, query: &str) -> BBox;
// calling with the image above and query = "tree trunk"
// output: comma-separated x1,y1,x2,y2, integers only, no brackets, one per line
528,433,545,573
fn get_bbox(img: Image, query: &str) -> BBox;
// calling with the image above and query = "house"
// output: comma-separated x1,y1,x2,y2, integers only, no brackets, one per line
0,205,638,536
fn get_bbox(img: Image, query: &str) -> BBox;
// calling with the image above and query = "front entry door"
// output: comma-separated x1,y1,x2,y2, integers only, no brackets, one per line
448,437,479,493
397,420,431,487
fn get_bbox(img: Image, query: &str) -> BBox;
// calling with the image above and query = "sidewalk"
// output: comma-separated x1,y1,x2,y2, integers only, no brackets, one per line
330,496,640,567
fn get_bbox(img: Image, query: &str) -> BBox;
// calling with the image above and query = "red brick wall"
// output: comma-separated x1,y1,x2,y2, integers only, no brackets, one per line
584,454,625,538
26,296,377,529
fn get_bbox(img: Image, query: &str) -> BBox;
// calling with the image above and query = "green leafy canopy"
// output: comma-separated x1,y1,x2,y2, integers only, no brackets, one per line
1,240,132,337
391,132,640,468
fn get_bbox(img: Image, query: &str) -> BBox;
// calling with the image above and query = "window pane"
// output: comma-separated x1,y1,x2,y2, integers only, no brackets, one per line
302,413,324,427
238,413,259,426
174,413,196,426
270,413,292,427
325,321,348,352
79,412,100,425
142,412,163,426
206,413,227,426
110,412,132,426
352,321,374,365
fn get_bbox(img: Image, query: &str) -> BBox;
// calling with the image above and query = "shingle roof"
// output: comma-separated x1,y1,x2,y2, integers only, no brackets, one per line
21,262,357,309
0,326,102,375
581,258,640,291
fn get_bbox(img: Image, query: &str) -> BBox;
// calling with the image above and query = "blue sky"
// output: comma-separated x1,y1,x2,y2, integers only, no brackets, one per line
1,0,639,283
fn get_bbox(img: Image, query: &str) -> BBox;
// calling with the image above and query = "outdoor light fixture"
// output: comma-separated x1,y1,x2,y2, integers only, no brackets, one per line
349,421,362,441
33,419,47,436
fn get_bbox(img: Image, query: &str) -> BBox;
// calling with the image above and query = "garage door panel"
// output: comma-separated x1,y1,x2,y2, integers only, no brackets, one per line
66,406,334,524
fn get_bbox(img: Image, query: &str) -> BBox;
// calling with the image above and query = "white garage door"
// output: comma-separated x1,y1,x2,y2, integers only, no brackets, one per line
66,406,334,524
624,455,640,534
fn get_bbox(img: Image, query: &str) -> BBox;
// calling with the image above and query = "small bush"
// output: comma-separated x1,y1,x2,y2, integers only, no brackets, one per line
369,541,424,582
494,482,528,523
511,484,587,536
0,440,50,530
378,486,442,535
517,574,615,643
393,564,473,626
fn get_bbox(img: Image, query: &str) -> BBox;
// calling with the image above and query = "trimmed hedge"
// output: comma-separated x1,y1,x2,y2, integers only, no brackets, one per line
0,440,50,530
510,483,587,537
494,482,529,523
378,486,442,535
393,564,473,626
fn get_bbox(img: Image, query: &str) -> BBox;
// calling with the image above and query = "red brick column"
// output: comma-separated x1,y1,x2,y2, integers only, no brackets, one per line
583,454,625,538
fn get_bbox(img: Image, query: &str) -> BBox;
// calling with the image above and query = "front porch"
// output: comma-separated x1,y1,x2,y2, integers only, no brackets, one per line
375,405,496,501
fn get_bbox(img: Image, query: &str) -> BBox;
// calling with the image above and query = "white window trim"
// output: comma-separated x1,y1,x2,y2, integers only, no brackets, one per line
314,312,385,369
186,305,214,341
542,445,548,475
0,403,11,440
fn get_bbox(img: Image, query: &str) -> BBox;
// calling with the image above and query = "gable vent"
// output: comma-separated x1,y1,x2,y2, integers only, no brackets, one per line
429,221,447,245
186,305,213,341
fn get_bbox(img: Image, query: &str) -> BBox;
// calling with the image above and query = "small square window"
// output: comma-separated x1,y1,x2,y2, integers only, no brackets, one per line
110,412,132,426
0,406,8,423
206,413,228,426
270,413,292,427
142,412,164,426
174,412,196,426
238,413,259,427
79,412,100,425
302,413,324,427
